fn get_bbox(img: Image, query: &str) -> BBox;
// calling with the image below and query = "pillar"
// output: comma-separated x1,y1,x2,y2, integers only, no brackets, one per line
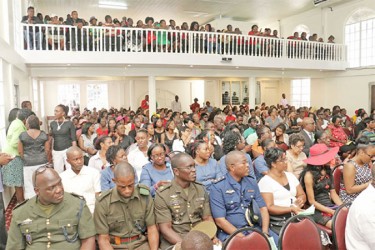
148,76,156,119
248,77,256,109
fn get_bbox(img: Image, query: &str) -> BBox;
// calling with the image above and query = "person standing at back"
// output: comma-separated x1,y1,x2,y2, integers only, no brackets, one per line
171,95,182,113
279,93,288,108
50,104,77,173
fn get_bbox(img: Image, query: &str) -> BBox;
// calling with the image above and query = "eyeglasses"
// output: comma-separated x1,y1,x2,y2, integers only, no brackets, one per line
33,164,54,187
176,164,196,171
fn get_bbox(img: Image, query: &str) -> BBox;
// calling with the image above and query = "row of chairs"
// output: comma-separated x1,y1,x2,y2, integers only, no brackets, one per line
223,203,350,250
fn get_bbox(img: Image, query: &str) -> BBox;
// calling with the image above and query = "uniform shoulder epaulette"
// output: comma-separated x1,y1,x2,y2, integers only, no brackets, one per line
70,192,86,200
194,181,204,186
158,182,172,192
97,189,112,201
14,199,28,210
213,176,226,184
138,184,150,196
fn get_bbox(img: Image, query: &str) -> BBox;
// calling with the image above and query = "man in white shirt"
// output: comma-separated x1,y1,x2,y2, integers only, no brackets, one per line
345,166,375,250
279,93,288,108
61,146,101,213
171,95,182,113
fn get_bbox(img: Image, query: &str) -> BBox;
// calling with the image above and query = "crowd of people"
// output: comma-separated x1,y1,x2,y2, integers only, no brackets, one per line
0,93,374,249
22,6,337,59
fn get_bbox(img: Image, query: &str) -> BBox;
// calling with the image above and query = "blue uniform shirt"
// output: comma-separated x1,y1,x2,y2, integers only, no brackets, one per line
218,153,256,180
253,155,269,180
210,173,266,242
139,161,174,197
195,158,223,192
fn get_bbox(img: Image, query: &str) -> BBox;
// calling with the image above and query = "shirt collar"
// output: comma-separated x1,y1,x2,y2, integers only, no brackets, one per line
110,185,140,203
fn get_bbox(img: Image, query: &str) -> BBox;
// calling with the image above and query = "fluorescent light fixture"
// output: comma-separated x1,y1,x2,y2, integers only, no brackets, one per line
98,2,128,10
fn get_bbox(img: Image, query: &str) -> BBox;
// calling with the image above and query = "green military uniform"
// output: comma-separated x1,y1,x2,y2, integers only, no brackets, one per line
154,180,211,249
94,184,155,250
6,192,96,250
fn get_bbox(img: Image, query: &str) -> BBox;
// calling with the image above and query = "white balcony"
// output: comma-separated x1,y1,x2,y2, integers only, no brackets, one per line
20,24,348,70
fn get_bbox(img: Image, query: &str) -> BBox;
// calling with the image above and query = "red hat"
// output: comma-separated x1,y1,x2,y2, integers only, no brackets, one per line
304,144,339,165
116,116,123,122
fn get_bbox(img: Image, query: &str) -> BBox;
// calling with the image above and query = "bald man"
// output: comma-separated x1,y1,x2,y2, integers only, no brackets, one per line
6,166,96,250
94,162,159,250
299,117,316,156
210,151,278,243
181,230,213,250
60,146,101,213
154,153,218,249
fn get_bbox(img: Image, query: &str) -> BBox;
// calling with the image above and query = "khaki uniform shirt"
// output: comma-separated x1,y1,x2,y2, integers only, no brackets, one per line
94,184,155,249
154,180,211,248
6,193,96,250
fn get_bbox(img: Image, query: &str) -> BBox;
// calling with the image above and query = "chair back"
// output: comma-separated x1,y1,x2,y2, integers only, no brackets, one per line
332,203,351,250
223,227,271,250
279,215,323,250
333,165,343,195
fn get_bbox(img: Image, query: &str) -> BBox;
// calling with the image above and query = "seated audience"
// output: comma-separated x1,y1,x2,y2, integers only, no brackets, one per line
259,148,306,234
272,123,289,151
60,146,101,213
88,135,113,171
127,129,150,178
94,162,159,250
78,122,97,165
187,140,223,192
154,153,218,249
210,151,278,243
345,164,375,250
101,145,131,191
253,139,275,179
340,138,374,203
286,133,307,179
326,115,348,148
300,144,343,228
140,144,173,197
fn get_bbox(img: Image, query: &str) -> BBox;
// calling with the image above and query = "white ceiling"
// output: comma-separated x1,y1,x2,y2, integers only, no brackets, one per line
33,0,348,27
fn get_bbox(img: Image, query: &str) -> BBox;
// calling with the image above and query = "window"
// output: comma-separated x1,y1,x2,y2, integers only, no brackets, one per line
58,84,80,115
345,9,375,68
0,61,5,149
221,81,248,105
87,83,108,110
291,79,310,108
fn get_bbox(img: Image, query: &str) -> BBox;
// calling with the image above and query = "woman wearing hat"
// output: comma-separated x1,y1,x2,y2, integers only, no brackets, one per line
299,144,343,228
339,137,373,204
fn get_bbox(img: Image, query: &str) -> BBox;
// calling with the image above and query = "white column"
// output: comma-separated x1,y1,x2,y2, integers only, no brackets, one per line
148,76,156,119
248,77,256,109
129,80,134,110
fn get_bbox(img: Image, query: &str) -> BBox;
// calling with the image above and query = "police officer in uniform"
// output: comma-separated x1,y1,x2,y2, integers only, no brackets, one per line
210,151,278,243
94,162,159,250
154,153,218,249
6,165,96,250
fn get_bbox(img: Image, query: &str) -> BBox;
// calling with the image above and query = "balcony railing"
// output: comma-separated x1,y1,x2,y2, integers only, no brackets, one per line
21,24,346,62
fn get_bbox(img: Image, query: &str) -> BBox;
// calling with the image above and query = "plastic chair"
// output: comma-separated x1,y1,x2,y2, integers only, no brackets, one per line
279,215,323,250
333,165,343,195
223,227,271,250
332,203,351,250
